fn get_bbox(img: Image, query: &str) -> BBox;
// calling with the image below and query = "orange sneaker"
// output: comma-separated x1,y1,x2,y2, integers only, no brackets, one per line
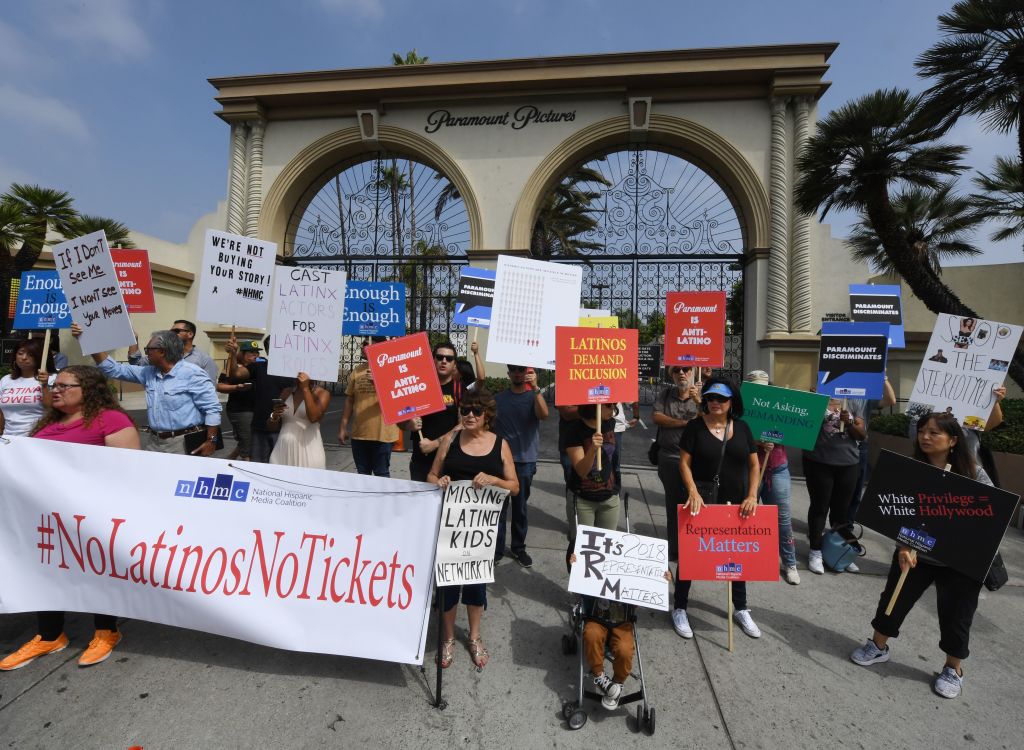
78,629,122,667
0,633,69,671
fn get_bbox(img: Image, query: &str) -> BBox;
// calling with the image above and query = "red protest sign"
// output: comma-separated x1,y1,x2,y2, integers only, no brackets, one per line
554,327,638,406
664,291,726,368
111,249,156,313
677,505,778,581
365,332,445,425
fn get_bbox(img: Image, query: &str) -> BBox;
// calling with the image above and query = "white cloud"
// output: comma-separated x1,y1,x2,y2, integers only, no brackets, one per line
316,0,384,19
0,85,91,141
40,0,151,60
0,19,34,72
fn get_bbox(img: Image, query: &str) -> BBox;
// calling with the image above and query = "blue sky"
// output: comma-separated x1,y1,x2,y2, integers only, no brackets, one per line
0,0,1018,264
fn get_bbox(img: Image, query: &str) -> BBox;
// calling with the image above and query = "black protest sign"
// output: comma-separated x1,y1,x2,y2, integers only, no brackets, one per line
639,344,661,379
859,450,1020,581
816,322,889,398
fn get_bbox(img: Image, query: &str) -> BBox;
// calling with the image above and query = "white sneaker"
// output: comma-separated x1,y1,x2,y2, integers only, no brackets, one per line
783,566,801,585
808,550,824,575
733,609,761,638
671,608,693,638
845,561,860,574
601,682,623,710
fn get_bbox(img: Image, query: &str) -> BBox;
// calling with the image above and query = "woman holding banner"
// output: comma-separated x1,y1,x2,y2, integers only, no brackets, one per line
564,403,621,558
0,338,53,437
268,372,330,470
429,389,518,670
851,412,993,700
674,378,762,640
652,365,701,562
0,365,139,671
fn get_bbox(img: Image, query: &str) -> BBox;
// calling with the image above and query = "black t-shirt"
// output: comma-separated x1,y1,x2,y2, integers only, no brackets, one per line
218,373,255,412
679,418,757,503
564,418,619,501
248,359,293,432
410,379,462,470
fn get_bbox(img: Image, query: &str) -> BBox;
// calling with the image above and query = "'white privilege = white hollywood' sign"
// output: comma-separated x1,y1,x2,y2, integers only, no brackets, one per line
195,230,277,329
434,481,508,586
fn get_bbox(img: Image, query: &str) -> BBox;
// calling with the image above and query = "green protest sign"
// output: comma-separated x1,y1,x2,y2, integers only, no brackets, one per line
740,382,829,450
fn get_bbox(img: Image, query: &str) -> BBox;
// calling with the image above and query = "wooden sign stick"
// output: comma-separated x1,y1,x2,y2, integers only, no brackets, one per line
726,500,734,653
757,444,773,490
839,398,848,434
472,327,478,344
884,568,910,616
40,329,52,372
595,429,603,472
418,430,425,442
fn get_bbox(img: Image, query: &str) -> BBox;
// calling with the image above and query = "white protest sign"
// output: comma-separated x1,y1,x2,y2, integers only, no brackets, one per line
908,314,1023,430
195,229,277,328
488,255,582,368
569,525,670,611
434,480,507,586
267,266,347,382
0,436,441,665
51,230,135,355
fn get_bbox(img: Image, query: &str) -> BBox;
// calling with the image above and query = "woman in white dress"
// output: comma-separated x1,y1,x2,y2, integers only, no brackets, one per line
267,372,330,469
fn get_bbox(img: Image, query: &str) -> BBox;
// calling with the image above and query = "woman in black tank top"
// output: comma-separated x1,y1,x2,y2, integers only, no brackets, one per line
428,390,519,670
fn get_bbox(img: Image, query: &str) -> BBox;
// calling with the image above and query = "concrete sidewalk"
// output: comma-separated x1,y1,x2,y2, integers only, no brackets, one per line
1,454,1022,749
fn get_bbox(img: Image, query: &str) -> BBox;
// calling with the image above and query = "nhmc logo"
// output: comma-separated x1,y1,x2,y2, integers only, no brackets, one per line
175,474,250,502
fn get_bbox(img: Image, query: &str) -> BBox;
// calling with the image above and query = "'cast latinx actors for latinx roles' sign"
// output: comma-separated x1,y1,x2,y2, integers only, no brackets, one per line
196,229,277,329
267,266,347,383
434,480,508,587
568,525,670,611
51,230,135,355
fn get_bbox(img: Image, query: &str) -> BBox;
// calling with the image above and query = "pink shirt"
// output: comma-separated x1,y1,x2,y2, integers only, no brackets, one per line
33,409,135,446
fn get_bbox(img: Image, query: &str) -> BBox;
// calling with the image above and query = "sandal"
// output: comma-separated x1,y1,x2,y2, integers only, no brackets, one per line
468,637,489,669
437,638,455,669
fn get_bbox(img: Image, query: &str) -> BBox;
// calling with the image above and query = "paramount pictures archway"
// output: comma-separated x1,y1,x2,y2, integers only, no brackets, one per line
211,45,848,385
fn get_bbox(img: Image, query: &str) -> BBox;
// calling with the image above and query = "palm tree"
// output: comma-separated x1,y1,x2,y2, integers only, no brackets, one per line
66,214,134,247
391,51,430,253
531,166,611,258
846,182,984,276
1,184,77,335
391,49,429,66
376,165,408,257
794,88,1024,390
434,179,461,221
972,155,1024,241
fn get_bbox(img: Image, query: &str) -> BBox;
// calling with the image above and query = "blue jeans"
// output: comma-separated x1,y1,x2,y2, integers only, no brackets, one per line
760,464,797,568
496,461,535,556
351,439,393,477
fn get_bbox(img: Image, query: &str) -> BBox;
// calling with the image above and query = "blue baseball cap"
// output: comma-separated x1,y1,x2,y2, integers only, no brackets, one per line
704,382,734,399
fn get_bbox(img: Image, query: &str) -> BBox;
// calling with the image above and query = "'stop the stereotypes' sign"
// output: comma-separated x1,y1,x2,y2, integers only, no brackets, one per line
425,105,576,134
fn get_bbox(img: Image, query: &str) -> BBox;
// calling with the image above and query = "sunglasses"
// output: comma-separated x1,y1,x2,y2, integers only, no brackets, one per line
170,328,189,335
705,394,731,403
508,366,527,373
459,406,484,417
434,354,456,362
670,367,691,374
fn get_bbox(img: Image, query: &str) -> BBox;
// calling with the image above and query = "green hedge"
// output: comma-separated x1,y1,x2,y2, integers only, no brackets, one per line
870,398,1024,456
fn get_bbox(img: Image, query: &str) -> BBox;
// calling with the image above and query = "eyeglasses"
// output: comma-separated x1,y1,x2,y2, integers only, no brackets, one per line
170,329,189,335
434,354,456,362
51,383,81,392
459,406,484,417
143,346,164,353
508,366,527,373
705,394,731,403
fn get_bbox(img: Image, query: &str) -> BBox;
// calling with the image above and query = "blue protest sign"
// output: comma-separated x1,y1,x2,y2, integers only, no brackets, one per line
849,284,904,348
12,271,71,330
342,281,406,336
817,321,889,399
453,267,495,328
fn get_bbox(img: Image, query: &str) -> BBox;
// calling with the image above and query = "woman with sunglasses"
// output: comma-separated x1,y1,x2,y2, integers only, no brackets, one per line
0,366,139,671
850,412,993,699
674,377,761,640
0,338,53,437
428,390,519,670
652,365,701,562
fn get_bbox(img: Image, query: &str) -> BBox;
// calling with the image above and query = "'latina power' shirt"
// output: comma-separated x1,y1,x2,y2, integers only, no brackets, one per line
0,375,48,436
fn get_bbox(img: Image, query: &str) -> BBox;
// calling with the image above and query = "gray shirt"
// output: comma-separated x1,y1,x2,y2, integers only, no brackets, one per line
803,399,866,466
653,386,700,458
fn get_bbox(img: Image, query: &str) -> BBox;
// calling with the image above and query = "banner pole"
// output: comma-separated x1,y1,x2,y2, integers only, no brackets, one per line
884,568,910,616
434,585,446,709
40,329,52,372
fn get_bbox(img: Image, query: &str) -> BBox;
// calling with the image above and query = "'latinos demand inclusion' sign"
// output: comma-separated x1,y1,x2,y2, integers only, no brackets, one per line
740,382,828,450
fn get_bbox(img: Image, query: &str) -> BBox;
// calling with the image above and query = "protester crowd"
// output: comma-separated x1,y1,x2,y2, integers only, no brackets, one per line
0,323,1011,705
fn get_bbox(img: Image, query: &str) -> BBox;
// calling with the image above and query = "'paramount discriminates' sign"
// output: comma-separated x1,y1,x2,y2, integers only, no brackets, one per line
425,105,576,134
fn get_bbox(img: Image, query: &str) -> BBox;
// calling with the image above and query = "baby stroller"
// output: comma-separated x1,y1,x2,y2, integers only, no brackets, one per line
560,492,656,734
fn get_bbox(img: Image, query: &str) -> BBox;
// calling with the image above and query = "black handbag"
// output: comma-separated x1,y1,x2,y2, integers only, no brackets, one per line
985,552,1009,592
692,419,730,504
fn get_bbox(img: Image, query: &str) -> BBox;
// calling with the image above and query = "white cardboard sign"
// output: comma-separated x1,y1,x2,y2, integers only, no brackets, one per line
52,230,135,355
434,481,508,586
195,229,277,328
569,525,670,611
267,266,347,383
487,255,582,368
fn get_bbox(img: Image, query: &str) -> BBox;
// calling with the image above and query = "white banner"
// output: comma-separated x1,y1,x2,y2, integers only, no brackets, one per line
908,314,1023,430
52,230,135,355
267,266,347,383
0,437,441,665
195,229,277,328
568,525,670,611
488,255,582,368
434,481,507,586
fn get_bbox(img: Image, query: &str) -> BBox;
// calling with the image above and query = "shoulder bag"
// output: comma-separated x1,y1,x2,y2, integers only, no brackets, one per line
692,419,730,505
821,523,866,572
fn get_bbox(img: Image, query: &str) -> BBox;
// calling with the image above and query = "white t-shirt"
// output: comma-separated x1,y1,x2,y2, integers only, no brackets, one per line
0,374,47,436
